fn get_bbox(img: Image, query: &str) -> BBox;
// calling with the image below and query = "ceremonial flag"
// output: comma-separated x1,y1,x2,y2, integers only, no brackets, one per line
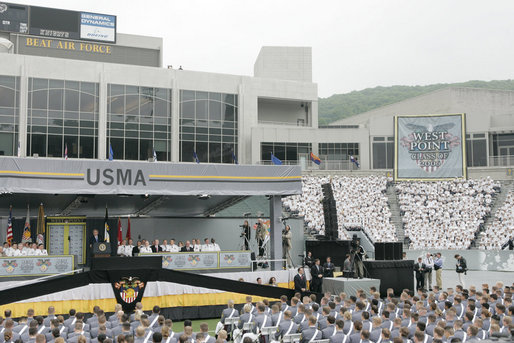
22,206,31,243
193,151,200,164
108,143,114,161
350,155,360,168
310,152,322,165
36,203,45,245
64,144,68,160
104,206,110,243
6,206,13,246
232,151,238,165
117,217,122,245
126,217,131,240
153,148,157,162
271,153,282,165
17,140,20,157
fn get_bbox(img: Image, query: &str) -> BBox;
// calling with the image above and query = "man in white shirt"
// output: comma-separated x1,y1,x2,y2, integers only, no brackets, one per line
201,238,211,252
169,239,179,252
211,238,220,251
193,239,201,252
161,240,171,252
5,243,15,257
125,239,134,257
117,240,128,257
139,241,152,253
26,243,37,256
35,244,48,256
423,253,434,291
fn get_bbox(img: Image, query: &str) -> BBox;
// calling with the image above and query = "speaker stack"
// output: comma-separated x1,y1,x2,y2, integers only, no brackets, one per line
321,183,338,240
374,242,403,260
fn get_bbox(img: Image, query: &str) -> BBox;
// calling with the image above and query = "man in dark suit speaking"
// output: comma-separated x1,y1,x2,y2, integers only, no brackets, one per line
89,229,103,249
294,267,307,292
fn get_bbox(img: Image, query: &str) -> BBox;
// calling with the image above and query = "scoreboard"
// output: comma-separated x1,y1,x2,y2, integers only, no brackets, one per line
0,2,116,43
0,2,28,34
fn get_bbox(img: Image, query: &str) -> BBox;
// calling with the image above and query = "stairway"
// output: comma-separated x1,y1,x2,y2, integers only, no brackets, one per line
475,181,513,246
386,184,406,246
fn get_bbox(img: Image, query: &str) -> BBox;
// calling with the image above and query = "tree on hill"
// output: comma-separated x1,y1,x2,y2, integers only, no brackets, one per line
319,79,514,125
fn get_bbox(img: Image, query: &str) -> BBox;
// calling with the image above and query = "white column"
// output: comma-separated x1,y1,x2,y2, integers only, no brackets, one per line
98,71,107,159
18,65,28,157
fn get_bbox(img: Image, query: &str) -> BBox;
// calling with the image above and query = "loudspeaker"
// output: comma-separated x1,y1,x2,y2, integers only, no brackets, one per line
251,252,257,270
393,242,403,260
375,242,386,260
374,242,403,260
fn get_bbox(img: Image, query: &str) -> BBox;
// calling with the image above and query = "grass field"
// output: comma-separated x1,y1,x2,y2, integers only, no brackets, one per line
172,318,220,334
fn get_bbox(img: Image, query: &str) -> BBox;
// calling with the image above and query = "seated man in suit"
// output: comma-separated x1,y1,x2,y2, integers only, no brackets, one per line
151,240,163,253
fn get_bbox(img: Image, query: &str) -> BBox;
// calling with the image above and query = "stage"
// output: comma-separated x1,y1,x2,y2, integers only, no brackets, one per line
322,277,380,297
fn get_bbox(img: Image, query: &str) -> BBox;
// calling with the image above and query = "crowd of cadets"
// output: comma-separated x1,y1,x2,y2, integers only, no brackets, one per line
0,304,225,343
220,282,513,343
0,282,512,343
0,242,48,257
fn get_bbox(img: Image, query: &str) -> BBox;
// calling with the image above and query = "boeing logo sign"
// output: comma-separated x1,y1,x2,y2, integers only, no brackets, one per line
86,168,146,186
80,12,116,43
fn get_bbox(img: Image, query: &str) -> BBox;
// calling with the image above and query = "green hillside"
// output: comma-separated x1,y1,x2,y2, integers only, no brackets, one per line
318,79,514,125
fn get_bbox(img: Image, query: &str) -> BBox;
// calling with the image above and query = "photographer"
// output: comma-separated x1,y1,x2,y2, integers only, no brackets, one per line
282,225,293,268
423,253,434,291
351,237,366,278
240,220,251,251
434,252,443,289
455,254,468,288
255,219,267,257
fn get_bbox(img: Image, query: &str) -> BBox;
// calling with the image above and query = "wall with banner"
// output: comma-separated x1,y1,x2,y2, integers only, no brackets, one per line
394,113,466,180
141,251,252,271
0,255,74,277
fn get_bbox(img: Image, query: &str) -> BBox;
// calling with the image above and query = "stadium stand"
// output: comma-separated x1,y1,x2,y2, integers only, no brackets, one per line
396,178,500,250
331,175,397,243
479,190,514,250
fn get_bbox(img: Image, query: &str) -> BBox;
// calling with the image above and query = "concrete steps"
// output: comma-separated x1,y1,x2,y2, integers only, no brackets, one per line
475,181,513,246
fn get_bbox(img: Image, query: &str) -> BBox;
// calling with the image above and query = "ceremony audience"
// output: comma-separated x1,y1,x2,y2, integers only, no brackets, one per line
396,178,499,249
0,280,510,343
479,190,514,250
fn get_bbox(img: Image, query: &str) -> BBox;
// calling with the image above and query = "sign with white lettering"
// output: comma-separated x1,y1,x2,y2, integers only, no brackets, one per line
394,113,466,180
80,12,116,43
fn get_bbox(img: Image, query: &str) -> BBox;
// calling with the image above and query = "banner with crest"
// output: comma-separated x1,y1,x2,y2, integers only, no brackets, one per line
0,256,73,276
395,113,466,181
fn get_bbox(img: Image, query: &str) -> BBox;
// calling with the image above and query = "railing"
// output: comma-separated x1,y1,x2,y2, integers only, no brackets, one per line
489,155,514,167
259,160,359,171
257,120,310,127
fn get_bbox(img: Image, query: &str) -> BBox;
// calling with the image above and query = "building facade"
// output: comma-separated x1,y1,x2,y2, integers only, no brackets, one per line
1,4,514,172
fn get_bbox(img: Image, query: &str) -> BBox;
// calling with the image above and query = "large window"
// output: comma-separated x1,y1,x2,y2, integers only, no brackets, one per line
0,76,19,156
319,143,359,161
372,136,394,169
466,133,487,167
179,90,238,163
490,133,514,166
27,78,98,158
107,84,172,161
260,142,311,163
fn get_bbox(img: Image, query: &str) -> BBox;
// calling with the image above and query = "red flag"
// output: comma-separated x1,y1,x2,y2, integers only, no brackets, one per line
126,217,131,240
117,217,122,245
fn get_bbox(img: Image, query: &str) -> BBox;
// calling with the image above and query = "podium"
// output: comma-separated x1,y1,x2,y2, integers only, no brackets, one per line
92,242,111,258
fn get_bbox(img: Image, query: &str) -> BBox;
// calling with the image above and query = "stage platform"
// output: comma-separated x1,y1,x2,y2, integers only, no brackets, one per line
322,277,380,297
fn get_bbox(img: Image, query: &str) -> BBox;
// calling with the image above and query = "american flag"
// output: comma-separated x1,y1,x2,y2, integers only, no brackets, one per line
64,144,68,160
6,206,13,246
